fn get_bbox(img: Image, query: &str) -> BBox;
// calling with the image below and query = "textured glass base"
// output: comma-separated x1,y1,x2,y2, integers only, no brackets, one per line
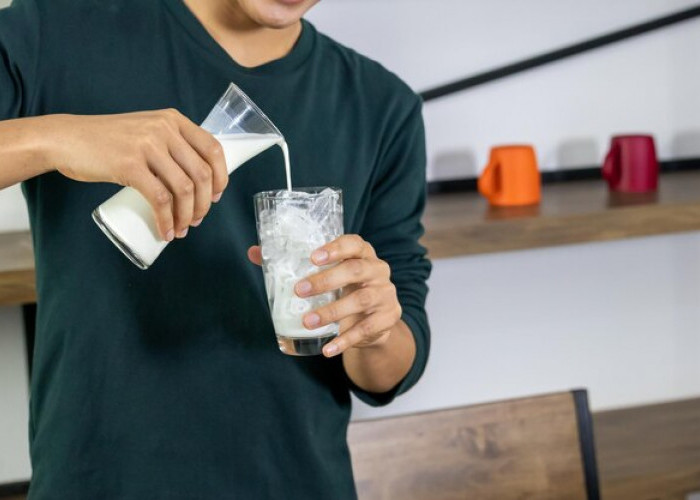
277,333,337,356
92,208,149,270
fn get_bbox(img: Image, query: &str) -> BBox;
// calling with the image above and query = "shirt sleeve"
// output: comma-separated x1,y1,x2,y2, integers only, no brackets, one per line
0,0,41,120
350,96,432,407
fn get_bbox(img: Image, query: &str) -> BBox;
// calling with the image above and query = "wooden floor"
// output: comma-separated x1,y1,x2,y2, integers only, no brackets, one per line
4,398,700,500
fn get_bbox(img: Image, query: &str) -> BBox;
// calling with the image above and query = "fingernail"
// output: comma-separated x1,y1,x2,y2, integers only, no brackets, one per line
305,313,320,328
177,228,189,239
324,344,339,357
312,250,329,264
191,218,203,227
166,229,175,242
213,193,223,203
296,281,312,296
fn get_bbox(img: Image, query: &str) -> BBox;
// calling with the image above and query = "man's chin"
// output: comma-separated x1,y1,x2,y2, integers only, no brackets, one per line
246,0,316,29
275,0,308,6
254,13,303,30
261,17,298,29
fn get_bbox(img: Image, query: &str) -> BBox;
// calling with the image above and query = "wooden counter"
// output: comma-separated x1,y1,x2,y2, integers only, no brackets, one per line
0,231,35,306
2,170,700,306
422,170,700,259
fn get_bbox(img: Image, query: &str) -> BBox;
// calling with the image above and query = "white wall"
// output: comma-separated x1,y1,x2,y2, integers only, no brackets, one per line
308,0,700,180
353,231,700,419
0,307,30,482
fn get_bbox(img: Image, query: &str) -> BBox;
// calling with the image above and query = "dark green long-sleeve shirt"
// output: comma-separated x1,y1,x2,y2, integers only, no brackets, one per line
0,1,431,498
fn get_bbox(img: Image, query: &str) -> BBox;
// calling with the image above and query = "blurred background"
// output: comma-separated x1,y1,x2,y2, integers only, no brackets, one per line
1,0,700,497
304,0,700,415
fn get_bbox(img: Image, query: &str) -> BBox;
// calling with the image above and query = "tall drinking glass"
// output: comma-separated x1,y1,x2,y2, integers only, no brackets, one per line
93,83,284,270
255,188,344,356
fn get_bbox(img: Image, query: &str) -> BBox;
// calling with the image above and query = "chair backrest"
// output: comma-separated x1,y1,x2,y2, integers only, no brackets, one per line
348,389,600,500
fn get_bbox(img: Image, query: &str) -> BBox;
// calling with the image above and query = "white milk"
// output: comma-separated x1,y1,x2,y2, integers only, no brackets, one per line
265,255,338,339
217,133,282,176
94,133,289,269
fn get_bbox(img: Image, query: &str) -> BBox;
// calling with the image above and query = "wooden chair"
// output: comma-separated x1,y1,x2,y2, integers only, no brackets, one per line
348,389,600,500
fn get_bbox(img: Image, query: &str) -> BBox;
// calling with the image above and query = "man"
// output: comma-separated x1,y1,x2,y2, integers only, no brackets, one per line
0,0,431,497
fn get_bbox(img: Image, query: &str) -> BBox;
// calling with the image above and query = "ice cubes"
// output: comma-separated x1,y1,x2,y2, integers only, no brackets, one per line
258,189,342,258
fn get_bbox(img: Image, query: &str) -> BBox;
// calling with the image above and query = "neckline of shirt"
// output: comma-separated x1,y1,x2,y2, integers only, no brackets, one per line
163,0,316,77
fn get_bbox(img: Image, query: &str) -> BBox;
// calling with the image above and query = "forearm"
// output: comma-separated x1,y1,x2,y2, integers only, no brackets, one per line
0,116,58,189
342,319,416,394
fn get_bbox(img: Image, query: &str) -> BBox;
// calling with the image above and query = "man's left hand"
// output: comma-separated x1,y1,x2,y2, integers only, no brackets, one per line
247,234,402,358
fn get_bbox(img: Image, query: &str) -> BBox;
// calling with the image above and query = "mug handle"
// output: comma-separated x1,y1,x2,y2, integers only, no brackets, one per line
478,158,501,199
602,142,621,185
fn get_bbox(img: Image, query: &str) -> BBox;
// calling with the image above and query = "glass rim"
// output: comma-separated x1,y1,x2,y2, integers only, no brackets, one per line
254,187,342,201
223,82,284,139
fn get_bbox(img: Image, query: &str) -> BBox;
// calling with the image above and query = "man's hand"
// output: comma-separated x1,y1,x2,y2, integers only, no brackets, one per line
46,110,228,241
247,234,403,358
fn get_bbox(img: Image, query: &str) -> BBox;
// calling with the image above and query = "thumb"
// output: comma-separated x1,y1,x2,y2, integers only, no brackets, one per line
247,245,262,266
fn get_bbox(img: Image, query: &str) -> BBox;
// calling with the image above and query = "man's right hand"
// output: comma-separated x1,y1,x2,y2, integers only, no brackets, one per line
45,110,228,241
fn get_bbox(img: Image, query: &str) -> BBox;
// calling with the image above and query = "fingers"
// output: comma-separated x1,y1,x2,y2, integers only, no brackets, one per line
176,115,229,199
295,258,390,297
140,110,229,238
126,169,175,241
302,283,395,329
280,233,401,357
323,312,397,357
247,245,262,266
169,136,214,227
310,235,377,266
146,148,195,238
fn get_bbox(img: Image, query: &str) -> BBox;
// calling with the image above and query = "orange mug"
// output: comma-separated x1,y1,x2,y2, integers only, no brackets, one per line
478,145,541,206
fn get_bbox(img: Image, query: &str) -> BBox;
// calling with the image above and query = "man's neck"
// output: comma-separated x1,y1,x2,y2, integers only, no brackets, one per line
183,0,302,68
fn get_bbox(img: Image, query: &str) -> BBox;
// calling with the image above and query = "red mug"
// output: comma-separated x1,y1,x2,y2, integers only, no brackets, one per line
602,135,659,193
